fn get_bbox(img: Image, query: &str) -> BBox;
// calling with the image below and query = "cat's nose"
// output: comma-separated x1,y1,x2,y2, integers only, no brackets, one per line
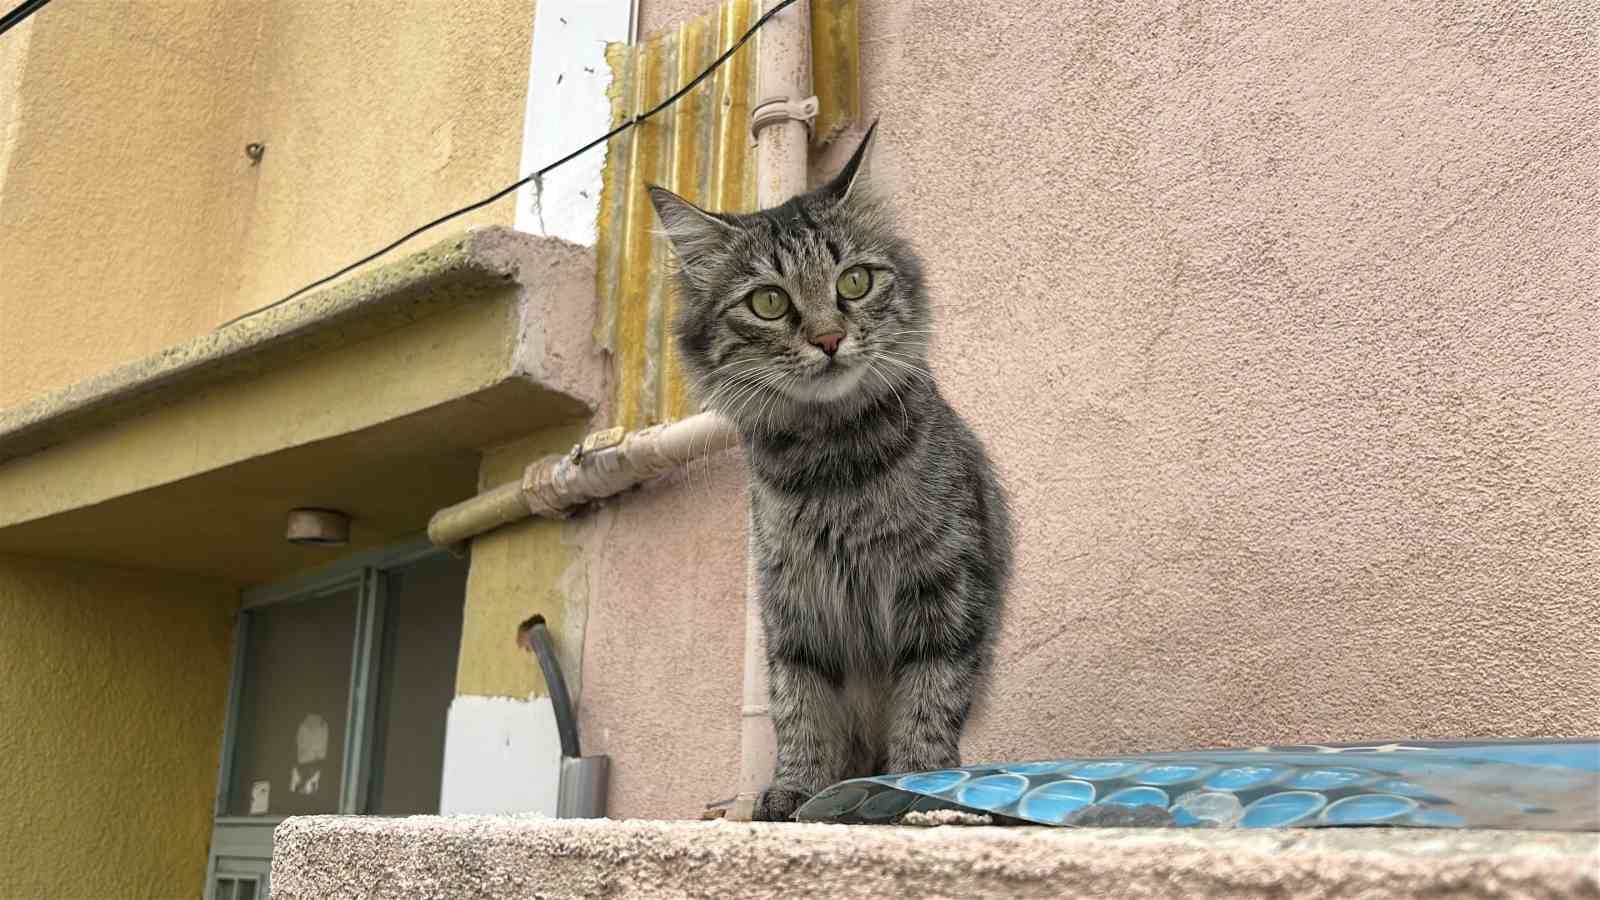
810,331,844,356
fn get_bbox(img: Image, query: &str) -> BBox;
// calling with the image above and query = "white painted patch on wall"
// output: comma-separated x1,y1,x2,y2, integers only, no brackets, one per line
439,695,562,816
513,0,633,245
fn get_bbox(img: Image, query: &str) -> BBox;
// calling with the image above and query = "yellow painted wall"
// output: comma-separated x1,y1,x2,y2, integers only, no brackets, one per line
0,0,537,411
455,423,589,700
223,0,538,322
0,297,519,531
0,555,236,898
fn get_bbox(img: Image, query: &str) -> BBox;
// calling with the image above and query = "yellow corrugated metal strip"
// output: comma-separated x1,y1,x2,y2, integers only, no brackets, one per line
595,0,859,430
661,15,710,422
810,0,861,147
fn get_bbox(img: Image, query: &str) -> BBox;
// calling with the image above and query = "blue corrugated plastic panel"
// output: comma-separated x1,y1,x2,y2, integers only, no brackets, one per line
795,739,1600,830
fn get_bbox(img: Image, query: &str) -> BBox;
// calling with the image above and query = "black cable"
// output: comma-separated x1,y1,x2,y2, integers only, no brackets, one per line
517,615,581,759
220,0,798,330
0,0,52,37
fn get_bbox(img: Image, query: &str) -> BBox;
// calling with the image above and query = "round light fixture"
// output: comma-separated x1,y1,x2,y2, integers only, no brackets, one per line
286,508,351,546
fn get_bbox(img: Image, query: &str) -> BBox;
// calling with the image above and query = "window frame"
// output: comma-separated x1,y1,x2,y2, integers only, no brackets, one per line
205,536,462,898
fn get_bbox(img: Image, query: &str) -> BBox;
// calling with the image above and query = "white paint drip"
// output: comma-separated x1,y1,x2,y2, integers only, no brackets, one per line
439,695,563,816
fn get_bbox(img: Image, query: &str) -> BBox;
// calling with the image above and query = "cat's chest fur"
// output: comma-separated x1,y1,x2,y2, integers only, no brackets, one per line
748,441,933,667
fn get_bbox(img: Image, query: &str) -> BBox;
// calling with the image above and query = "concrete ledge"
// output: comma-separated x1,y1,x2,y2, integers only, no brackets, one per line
0,226,604,579
0,226,573,464
272,816,1600,899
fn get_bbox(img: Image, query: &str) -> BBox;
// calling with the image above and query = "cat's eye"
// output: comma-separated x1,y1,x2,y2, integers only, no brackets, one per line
837,265,872,300
748,286,791,320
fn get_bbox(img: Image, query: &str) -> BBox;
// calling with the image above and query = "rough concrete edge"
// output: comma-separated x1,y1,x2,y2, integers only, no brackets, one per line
499,228,608,417
269,817,1600,900
0,226,590,463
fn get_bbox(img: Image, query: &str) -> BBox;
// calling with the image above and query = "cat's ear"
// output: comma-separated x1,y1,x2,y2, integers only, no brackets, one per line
817,118,879,204
648,185,733,258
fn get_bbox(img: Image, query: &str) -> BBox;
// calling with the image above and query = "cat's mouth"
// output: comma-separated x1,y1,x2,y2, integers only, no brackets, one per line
789,358,868,403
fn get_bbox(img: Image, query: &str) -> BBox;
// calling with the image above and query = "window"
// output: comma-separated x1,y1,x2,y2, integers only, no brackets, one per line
227,583,358,817
368,554,469,814
205,541,468,900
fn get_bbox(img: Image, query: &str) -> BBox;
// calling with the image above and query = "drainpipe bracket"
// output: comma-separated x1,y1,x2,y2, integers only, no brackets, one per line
751,96,820,140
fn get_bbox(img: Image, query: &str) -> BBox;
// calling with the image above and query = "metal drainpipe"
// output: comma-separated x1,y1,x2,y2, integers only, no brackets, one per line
426,412,739,549
728,0,815,822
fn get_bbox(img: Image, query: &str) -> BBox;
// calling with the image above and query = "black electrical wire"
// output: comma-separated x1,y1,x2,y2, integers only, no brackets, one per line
220,0,799,330
0,0,52,38
518,615,581,759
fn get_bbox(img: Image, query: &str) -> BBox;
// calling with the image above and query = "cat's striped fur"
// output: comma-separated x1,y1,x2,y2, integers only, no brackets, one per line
649,124,1012,821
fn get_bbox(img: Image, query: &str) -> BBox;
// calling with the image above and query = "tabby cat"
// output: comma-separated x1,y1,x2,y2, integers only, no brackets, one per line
650,123,1012,821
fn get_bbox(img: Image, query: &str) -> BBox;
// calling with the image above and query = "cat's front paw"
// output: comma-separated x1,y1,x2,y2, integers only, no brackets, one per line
752,787,809,822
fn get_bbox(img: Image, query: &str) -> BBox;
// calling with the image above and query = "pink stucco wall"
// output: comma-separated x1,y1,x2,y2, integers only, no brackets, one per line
577,457,751,819
581,0,1600,819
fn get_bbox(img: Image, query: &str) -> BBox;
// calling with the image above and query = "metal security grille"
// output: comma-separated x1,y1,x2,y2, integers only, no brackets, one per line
211,875,260,900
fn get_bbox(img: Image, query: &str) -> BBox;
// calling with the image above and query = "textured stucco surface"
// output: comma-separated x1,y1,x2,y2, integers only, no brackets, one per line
588,0,1600,817
0,0,258,411
0,554,235,898
222,0,538,321
576,453,750,819
864,0,1599,765
272,816,1600,900
0,0,537,411
457,423,590,701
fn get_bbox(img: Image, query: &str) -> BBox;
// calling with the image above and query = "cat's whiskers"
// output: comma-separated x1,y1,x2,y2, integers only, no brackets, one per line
698,367,760,416
696,367,784,496
728,375,791,458
751,380,786,437
879,348,933,364
716,369,787,431
687,367,777,497
868,338,933,353
704,372,780,468
706,357,768,378
869,352,935,389
864,360,911,435
869,330,936,347
704,368,770,423
871,345,932,364
683,391,732,499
